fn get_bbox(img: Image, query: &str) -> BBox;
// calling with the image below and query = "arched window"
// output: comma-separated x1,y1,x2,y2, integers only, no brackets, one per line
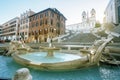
45,19,48,25
44,28,48,34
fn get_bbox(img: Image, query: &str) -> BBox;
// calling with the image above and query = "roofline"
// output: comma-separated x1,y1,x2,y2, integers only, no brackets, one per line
29,8,67,20
2,17,19,25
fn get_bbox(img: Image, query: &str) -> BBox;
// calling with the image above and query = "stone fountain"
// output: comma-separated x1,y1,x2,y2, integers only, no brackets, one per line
5,40,33,56
11,35,114,71
40,38,60,57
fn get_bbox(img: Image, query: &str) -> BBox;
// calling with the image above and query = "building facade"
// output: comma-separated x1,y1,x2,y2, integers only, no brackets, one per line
104,0,120,25
1,17,20,41
66,9,96,33
81,9,96,28
29,8,66,42
19,9,35,42
117,0,120,23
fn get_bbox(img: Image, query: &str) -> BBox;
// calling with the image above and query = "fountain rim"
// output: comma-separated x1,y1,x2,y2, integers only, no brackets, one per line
12,51,90,71
12,51,87,63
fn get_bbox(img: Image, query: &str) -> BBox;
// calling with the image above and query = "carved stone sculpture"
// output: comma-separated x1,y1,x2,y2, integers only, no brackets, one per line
12,68,32,80
6,41,32,56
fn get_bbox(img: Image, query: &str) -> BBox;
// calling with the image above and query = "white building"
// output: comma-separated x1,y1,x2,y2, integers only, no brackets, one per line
1,17,20,40
66,9,96,33
66,23,82,32
0,25,2,40
19,9,35,41
117,0,120,23
104,0,120,25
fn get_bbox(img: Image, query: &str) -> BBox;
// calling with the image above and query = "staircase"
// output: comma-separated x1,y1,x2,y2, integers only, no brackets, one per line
63,33,99,43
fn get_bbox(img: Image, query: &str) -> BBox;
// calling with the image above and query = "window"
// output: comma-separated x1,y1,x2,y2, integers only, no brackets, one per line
40,14,43,18
26,19,28,23
36,15,38,20
50,28,52,32
32,23,34,27
39,30,42,34
83,16,85,18
51,12,54,17
45,19,48,25
26,25,28,28
51,19,53,25
57,22,60,27
40,20,42,26
30,18,32,22
36,22,39,27
61,17,63,21
25,32,27,35
32,31,34,35
33,16,35,20
57,15,60,20
20,21,22,24
44,28,48,34
29,33,31,36
45,12,48,17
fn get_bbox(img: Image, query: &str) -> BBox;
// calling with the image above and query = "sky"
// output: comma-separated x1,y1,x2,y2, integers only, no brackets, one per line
0,0,110,25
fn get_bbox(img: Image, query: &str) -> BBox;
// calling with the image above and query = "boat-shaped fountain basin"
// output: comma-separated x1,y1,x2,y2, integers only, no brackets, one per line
12,51,89,71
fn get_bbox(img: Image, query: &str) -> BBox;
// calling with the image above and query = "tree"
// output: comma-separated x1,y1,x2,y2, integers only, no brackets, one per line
95,22,101,28
103,22,114,31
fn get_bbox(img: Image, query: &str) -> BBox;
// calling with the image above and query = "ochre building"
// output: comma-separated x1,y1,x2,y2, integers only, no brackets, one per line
29,8,66,42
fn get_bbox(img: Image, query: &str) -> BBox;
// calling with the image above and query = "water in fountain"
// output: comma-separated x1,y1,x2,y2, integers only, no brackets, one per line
19,52,81,63
0,56,120,80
